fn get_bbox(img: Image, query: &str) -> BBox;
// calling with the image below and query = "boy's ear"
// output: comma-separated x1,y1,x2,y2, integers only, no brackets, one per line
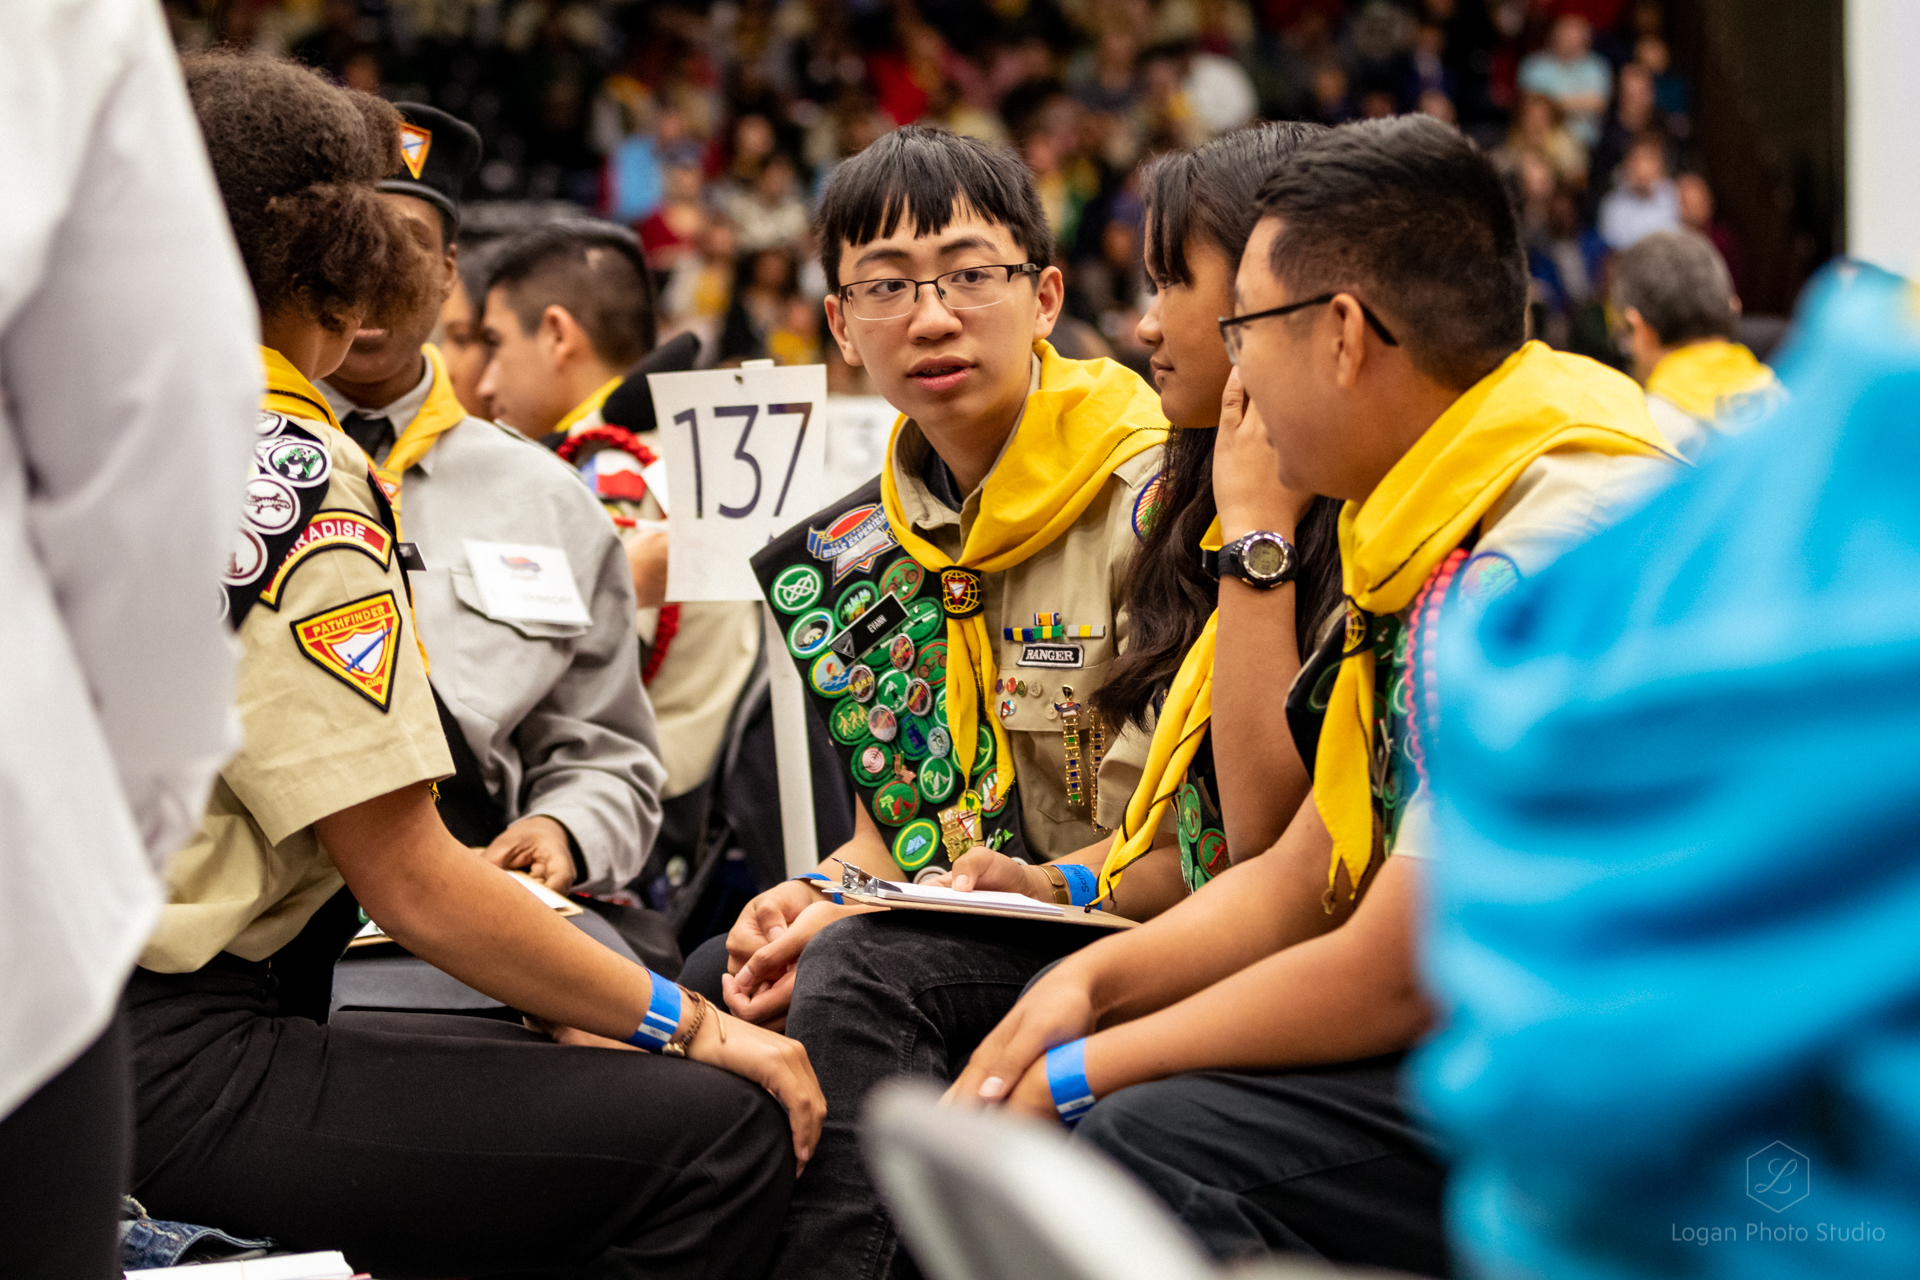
539,304,588,370
1029,264,1066,343
823,294,864,368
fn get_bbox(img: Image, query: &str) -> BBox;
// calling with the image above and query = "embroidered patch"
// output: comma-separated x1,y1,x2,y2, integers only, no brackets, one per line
260,436,332,488
257,511,394,609
1018,642,1083,668
806,503,897,584
293,592,403,711
222,528,269,586
241,477,301,536
1131,471,1167,540
1455,551,1521,605
398,123,433,179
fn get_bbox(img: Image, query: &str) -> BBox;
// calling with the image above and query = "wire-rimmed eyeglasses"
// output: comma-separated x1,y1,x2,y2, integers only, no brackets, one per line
1217,293,1399,364
837,263,1042,321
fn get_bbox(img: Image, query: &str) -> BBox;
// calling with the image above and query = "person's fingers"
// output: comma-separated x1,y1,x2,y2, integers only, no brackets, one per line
731,967,797,1025
483,839,528,869
949,1014,1058,1107
736,920,812,992
769,1039,827,1172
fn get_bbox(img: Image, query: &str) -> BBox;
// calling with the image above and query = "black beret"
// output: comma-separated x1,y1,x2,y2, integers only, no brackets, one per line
381,102,482,238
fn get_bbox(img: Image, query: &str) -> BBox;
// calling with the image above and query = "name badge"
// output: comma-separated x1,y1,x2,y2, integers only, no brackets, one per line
831,593,909,660
1019,642,1083,669
464,539,592,625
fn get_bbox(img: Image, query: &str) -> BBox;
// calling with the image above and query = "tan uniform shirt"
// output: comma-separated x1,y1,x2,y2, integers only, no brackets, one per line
1389,446,1676,863
886,418,1164,859
140,421,454,972
568,404,761,800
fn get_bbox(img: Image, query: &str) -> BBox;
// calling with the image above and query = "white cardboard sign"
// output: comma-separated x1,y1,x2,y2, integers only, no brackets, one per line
649,363,829,602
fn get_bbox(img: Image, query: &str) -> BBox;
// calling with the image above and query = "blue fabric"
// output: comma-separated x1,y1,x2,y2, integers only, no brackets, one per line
606,136,664,225
1412,262,1920,1280
120,1198,274,1269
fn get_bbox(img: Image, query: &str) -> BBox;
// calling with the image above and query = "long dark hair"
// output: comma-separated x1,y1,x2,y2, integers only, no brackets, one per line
1094,124,1345,736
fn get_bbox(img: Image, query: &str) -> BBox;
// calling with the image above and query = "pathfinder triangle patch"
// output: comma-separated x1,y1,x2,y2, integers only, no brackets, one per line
293,591,403,711
398,124,432,180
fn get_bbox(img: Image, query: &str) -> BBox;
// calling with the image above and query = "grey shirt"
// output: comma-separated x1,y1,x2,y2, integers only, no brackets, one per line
323,370,666,892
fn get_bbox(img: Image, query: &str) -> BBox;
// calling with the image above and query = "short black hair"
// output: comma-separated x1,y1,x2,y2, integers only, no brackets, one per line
1254,115,1527,389
484,220,657,367
1141,121,1327,287
814,125,1051,292
1611,229,1737,346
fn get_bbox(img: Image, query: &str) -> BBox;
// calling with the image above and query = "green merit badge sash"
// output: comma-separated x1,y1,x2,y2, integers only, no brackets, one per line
752,476,1030,879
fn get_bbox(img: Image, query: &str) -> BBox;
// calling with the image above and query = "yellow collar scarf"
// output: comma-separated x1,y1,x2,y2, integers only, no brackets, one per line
880,340,1168,788
261,346,341,430
1097,517,1223,900
555,376,623,439
372,344,469,496
1318,341,1678,900
1646,339,1775,421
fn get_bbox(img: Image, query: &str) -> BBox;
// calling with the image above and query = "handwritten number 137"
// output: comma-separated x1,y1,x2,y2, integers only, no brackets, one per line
673,402,813,519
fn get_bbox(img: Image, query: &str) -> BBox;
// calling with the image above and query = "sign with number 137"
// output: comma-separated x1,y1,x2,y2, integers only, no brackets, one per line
649,362,830,602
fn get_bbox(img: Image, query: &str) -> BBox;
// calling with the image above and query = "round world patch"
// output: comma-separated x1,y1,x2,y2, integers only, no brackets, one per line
1131,470,1167,540
938,567,983,617
770,564,825,615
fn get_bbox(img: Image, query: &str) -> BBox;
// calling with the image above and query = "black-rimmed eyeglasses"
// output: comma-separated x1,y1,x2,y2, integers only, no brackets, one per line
837,263,1042,321
1217,293,1399,364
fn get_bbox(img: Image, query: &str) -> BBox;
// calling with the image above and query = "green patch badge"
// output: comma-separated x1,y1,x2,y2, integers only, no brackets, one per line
914,639,947,685
873,780,920,826
787,609,835,660
893,817,942,872
972,723,996,774
917,755,958,804
837,580,880,625
829,697,872,745
770,564,824,615
899,714,933,760
876,669,913,714
853,742,892,786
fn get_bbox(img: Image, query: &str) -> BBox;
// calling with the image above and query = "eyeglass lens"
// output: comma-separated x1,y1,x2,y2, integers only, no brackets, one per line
844,267,1020,320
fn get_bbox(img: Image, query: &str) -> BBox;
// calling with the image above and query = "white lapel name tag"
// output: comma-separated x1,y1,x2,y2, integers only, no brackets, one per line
464,540,592,625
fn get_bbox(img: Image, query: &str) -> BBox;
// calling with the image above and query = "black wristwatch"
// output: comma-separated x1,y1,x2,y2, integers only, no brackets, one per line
1202,531,1297,589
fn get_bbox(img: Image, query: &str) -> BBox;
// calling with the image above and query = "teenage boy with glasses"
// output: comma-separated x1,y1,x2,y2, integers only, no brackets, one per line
677,124,1175,1280
950,115,1681,1277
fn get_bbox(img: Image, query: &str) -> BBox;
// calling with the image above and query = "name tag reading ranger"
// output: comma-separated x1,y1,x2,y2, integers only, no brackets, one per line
1019,642,1084,669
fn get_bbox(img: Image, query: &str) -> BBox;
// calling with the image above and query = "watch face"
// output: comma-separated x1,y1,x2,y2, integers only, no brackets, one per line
1243,536,1288,579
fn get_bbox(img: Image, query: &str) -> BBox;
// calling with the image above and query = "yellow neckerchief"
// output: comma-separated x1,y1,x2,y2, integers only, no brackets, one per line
1645,339,1775,421
880,340,1169,786
260,344,432,674
555,376,623,439
1097,516,1223,901
261,346,341,431
1318,341,1678,900
373,344,469,494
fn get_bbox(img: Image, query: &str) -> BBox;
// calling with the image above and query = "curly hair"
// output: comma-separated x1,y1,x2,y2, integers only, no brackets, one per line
183,51,436,333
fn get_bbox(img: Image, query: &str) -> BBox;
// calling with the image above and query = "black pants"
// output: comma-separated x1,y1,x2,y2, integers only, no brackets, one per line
688,912,1093,1280
1075,1056,1450,1277
0,1008,131,1280
126,954,793,1280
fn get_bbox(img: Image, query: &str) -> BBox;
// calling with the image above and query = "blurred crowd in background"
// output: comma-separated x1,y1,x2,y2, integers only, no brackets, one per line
160,0,1744,381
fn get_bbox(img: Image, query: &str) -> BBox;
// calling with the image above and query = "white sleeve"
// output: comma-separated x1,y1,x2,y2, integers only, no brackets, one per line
0,0,259,866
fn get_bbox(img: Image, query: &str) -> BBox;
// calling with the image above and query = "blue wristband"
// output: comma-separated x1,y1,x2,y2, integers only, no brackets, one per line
1045,1038,1097,1126
798,872,844,904
628,970,683,1051
1058,863,1098,907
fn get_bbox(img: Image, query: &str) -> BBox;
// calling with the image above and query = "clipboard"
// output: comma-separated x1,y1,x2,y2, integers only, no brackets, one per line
838,865,1137,930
